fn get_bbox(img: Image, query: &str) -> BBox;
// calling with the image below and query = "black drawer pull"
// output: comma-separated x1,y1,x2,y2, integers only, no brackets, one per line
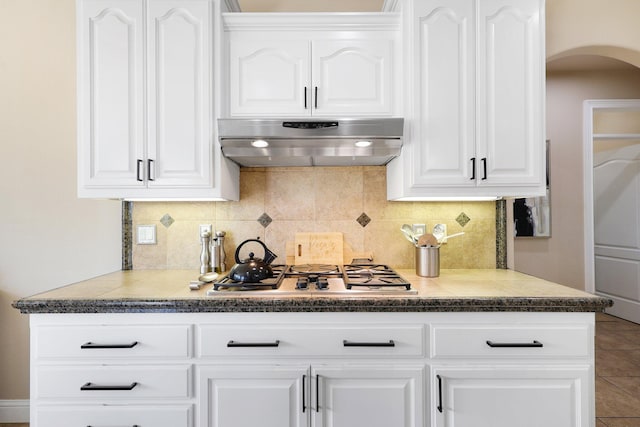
302,374,307,413
470,157,476,180
81,341,138,349
343,340,395,347
136,159,143,182
227,340,280,348
486,340,543,348
437,374,443,413
81,382,138,391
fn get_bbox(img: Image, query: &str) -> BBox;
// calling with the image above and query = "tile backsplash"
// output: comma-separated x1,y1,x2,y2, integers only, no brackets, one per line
132,166,497,270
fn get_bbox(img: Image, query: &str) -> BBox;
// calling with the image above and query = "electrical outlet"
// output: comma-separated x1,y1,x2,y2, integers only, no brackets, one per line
412,223,426,236
199,224,212,238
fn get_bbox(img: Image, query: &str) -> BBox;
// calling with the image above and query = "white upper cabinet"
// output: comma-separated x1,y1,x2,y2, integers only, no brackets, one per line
147,0,211,189
229,38,310,116
77,0,145,191
224,14,401,117
387,0,545,199
77,0,239,200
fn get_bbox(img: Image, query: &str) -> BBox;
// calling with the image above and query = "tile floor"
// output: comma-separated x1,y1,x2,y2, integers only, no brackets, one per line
1,313,638,427
595,313,640,427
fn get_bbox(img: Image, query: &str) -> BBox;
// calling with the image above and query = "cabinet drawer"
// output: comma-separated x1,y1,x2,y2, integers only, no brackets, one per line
35,365,191,399
35,324,191,359
35,405,192,427
431,325,591,358
198,324,424,357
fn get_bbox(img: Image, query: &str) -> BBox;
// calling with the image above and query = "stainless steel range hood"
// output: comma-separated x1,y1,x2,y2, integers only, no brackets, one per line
218,118,404,167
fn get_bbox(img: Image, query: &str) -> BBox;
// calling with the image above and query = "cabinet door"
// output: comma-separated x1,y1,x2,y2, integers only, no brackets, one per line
476,0,545,188
432,366,591,427
312,365,424,427
147,0,212,188
77,0,145,193
229,37,310,117
199,365,309,427
312,38,395,117
410,0,476,187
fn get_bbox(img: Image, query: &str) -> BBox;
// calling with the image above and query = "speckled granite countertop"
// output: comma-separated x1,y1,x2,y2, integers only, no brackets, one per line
12,269,612,314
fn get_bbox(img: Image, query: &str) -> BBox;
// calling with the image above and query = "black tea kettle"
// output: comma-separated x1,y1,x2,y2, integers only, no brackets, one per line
228,238,278,283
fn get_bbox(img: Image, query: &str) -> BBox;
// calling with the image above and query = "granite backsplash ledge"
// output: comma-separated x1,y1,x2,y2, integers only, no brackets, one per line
131,166,498,270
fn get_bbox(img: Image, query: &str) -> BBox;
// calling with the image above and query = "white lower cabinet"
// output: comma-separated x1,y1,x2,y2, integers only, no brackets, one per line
313,365,424,427
198,364,424,427
432,366,591,427
35,405,192,427
198,365,308,427
28,312,595,427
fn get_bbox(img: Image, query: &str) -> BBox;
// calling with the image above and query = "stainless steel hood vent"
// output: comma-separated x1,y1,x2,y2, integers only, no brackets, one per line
218,118,404,167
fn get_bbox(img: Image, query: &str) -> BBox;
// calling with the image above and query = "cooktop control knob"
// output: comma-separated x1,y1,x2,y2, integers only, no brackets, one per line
296,277,309,290
316,277,329,290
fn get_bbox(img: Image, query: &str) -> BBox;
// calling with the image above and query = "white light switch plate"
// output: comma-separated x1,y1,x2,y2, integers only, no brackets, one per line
137,225,157,245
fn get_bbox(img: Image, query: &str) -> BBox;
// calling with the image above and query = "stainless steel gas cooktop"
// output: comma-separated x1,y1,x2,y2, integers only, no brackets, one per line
206,264,417,296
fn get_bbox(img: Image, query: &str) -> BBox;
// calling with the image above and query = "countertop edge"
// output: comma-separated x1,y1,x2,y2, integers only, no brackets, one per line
12,296,614,314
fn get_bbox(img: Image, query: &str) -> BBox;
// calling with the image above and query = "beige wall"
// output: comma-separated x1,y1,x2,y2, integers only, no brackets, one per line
513,68,640,289
511,0,640,289
132,167,497,270
547,0,640,66
0,0,122,401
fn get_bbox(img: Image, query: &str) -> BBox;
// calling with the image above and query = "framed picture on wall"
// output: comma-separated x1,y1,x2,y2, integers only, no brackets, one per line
514,140,551,238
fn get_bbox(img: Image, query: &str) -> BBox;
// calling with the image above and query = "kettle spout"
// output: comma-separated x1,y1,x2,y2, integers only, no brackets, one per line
264,248,278,265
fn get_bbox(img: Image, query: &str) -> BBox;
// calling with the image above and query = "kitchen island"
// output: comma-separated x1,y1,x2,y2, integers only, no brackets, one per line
14,269,611,427
13,268,611,313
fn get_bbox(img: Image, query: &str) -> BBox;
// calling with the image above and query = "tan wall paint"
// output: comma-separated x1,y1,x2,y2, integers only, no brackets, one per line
0,0,121,400
513,69,640,289
547,0,640,66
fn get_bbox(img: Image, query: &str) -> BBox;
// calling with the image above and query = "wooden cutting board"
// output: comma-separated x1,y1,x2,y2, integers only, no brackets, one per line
294,232,344,265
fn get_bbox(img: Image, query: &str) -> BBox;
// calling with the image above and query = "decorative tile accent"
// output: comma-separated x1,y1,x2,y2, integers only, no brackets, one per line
160,214,174,228
496,200,507,269
356,212,371,227
456,212,471,227
258,213,273,228
122,201,133,270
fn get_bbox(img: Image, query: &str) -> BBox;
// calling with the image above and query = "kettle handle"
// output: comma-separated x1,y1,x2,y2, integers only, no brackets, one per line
235,238,276,264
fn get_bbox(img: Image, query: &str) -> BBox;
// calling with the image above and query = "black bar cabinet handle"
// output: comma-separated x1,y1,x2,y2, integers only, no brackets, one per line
470,157,476,180
81,341,138,349
343,340,395,347
147,159,154,181
316,375,320,413
81,382,138,391
302,374,307,413
481,157,487,180
227,340,280,348
314,86,318,109
437,374,443,413
486,340,543,348
304,86,308,109
136,159,143,182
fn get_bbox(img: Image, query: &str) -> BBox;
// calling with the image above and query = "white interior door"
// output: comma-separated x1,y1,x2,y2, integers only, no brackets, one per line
594,139,640,323
591,102,640,324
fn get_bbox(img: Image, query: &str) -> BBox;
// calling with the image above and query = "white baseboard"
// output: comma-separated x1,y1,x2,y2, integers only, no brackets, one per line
0,399,29,423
